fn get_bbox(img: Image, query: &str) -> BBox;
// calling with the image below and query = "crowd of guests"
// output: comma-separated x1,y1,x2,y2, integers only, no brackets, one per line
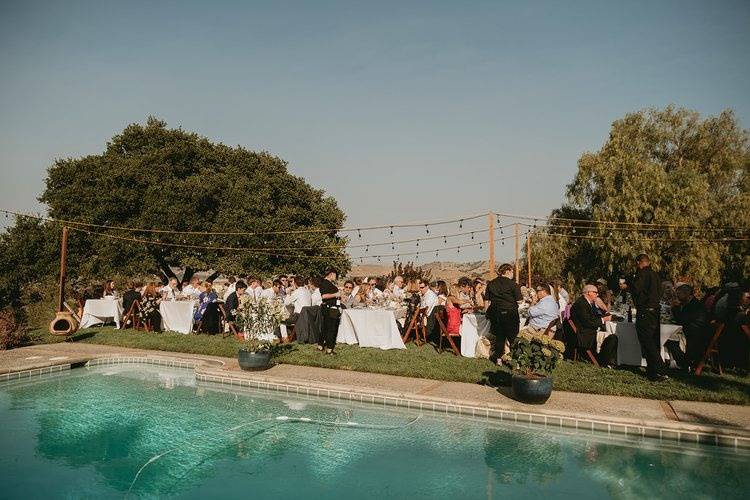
82,253,749,377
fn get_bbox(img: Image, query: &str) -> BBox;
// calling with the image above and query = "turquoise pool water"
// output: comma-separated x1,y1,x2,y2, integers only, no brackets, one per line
0,364,747,499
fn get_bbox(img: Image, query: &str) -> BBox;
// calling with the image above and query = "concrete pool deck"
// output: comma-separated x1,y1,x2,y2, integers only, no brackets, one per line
2,343,749,448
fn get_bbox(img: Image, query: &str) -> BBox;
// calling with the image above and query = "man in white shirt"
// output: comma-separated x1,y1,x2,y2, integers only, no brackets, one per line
419,280,439,316
160,278,179,301
392,275,405,300
309,278,322,306
224,277,237,300
182,276,201,299
246,277,263,300
284,276,312,313
261,279,281,301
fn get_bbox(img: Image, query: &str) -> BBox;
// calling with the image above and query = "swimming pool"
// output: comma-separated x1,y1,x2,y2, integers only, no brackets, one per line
0,363,747,499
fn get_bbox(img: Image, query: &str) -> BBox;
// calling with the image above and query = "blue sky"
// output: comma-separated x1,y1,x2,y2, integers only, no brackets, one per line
1,0,748,263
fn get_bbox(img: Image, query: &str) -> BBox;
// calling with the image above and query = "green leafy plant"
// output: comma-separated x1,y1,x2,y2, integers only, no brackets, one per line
502,331,565,377
0,308,29,350
235,296,288,352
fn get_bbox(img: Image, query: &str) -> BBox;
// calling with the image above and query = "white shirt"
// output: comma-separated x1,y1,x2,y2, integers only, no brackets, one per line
246,286,262,300
284,287,313,314
311,289,322,306
392,284,404,300
225,282,236,299
160,285,177,301
260,288,277,301
420,289,439,316
182,285,200,298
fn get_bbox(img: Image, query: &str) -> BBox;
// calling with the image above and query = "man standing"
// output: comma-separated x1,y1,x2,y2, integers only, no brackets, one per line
317,269,342,355
630,254,667,381
670,284,711,369
485,264,523,365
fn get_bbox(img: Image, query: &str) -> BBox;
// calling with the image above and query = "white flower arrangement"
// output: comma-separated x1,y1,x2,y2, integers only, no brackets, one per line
235,296,289,351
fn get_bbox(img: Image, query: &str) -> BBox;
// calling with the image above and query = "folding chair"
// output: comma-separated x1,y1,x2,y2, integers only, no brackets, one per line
120,300,143,330
695,322,725,376
566,318,599,367
436,311,461,356
543,317,560,337
402,307,427,345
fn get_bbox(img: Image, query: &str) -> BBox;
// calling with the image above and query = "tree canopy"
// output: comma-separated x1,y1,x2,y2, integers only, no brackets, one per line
0,117,349,307
526,106,750,290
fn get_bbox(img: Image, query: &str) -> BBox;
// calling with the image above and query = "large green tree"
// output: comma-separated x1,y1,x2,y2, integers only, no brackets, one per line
1,117,349,308
527,106,750,289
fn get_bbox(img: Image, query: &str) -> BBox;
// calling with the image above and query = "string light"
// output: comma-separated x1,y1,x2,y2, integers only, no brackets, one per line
425,225,429,234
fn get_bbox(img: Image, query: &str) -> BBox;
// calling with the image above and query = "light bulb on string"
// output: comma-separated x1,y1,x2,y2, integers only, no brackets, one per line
471,232,474,240
391,243,395,251
358,229,362,238
389,226,393,236
479,242,483,249
457,247,461,254
443,236,447,244
459,219,463,229
365,245,369,252
435,250,439,258
416,239,419,247
425,225,429,234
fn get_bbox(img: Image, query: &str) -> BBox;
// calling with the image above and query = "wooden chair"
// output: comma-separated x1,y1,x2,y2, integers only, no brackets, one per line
566,318,599,367
120,300,143,330
695,322,725,376
402,307,427,345
436,311,461,356
543,317,560,338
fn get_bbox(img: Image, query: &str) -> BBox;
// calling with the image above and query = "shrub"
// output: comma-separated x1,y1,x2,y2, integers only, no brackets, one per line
0,309,29,350
502,331,565,377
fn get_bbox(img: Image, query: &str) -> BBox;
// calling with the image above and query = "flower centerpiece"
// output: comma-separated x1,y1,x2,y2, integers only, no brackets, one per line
502,331,565,404
234,296,288,370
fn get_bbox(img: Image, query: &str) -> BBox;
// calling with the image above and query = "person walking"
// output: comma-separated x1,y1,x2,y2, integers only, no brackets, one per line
629,254,667,381
317,269,342,355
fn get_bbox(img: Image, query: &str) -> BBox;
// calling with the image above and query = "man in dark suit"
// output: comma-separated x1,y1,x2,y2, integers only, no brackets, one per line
630,253,667,381
670,283,711,369
224,281,247,323
570,284,611,359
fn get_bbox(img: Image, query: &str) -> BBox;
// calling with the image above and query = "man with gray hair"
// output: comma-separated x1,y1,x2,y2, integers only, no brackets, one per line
570,284,611,360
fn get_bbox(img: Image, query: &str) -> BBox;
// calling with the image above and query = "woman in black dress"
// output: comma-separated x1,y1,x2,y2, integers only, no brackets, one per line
484,263,522,364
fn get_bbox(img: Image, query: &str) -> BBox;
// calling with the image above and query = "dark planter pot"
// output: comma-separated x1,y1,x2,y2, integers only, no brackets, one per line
511,374,553,404
238,349,272,371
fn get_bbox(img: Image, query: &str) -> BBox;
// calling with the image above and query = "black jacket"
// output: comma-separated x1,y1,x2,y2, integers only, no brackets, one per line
224,292,240,321
122,290,141,316
570,296,602,349
672,297,710,341
630,266,661,309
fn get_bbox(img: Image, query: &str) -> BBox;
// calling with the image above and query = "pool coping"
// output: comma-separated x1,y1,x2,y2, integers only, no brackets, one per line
4,354,747,450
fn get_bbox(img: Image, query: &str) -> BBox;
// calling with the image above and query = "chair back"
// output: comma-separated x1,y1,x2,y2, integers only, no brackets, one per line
543,317,560,337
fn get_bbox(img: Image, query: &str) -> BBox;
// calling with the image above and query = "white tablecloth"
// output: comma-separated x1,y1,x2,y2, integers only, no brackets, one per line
336,309,405,350
460,313,491,357
160,301,196,334
80,299,123,329
601,321,684,367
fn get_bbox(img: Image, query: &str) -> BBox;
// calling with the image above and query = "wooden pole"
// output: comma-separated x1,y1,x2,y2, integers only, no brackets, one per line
514,223,520,284
527,231,532,288
488,212,495,278
57,226,69,313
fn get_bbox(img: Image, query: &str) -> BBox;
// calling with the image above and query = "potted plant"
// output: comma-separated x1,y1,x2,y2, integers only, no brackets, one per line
501,331,565,404
234,296,287,371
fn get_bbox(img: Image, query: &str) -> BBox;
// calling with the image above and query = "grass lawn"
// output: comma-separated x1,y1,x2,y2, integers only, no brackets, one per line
28,327,749,405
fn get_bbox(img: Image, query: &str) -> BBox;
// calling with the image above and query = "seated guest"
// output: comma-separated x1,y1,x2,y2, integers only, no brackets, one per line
613,277,633,312
391,275,405,300
224,276,237,299
521,283,560,335
473,278,487,311
309,277,323,306
182,277,202,298
194,281,218,322
455,277,476,311
353,282,373,308
261,279,282,301
443,291,462,335
436,281,449,306
351,277,363,298
719,288,750,371
102,279,118,298
224,281,246,322
246,277,262,300
138,283,162,332
283,276,312,325
594,282,611,317
341,281,355,308
419,280,439,316
160,278,179,301
369,277,385,301
668,284,711,369
121,281,143,327
278,276,288,300
570,284,611,359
